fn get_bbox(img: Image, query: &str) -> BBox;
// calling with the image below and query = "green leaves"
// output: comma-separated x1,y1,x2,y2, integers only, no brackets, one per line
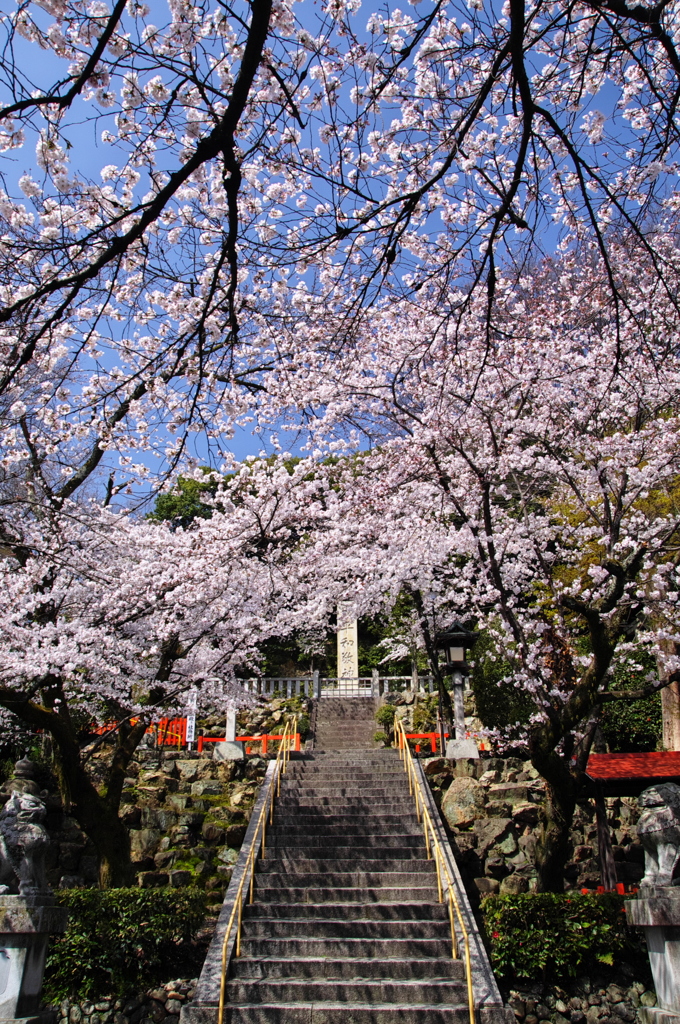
482,893,646,983
45,888,208,1001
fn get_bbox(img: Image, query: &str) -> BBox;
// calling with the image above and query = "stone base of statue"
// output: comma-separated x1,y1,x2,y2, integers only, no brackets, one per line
0,895,69,1024
626,886,680,1023
213,741,245,761
445,738,479,760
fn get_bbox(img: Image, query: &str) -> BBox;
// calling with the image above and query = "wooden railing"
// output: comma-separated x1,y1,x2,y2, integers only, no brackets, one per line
217,718,295,1024
395,717,475,1024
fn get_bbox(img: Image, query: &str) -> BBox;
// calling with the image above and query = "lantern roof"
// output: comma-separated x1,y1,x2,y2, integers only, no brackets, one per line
434,620,479,648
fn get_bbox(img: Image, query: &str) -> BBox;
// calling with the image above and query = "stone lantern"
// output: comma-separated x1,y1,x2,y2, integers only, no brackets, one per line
435,621,479,759
0,759,68,1024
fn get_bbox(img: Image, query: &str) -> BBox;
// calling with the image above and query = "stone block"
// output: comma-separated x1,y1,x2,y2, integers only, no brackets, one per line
224,824,247,848
500,874,529,894
473,818,515,858
474,877,500,894
201,823,225,844
446,739,479,760
137,871,169,888
441,777,486,829
213,742,245,762
176,762,200,784
488,783,531,806
166,795,192,813
190,782,222,797
217,847,238,866
513,803,540,826
169,871,193,888
130,829,162,861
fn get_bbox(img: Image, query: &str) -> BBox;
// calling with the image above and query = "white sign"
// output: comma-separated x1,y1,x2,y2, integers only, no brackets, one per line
186,687,197,745
337,603,359,678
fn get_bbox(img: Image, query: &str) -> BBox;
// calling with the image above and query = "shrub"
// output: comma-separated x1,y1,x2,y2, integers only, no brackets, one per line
375,704,396,728
412,694,438,733
482,893,648,984
44,887,209,1001
374,730,389,745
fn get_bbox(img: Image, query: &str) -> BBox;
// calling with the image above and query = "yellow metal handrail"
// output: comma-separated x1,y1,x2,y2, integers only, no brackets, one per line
395,717,476,1024
217,718,295,1024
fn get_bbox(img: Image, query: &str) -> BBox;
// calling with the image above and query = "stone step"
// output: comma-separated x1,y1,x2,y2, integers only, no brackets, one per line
229,956,465,981
301,756,400,763
241,918,452,939
284,770,405,779
259,856,436,870
220,1002,470,1024
270,817,419,830
268,824,423,837
253,871,436,886
264,836,425,850
278,787,409,798
237,936,454,959
276,797,413,807
225,978,466,1005
245,898,445,916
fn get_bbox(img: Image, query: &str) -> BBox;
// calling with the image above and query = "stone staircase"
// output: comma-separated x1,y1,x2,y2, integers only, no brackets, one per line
311,696,378,750
222,748,470,1023
186,699,510,1024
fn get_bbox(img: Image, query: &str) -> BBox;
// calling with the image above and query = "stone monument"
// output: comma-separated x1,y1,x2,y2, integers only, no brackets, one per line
213,708,244,761
0,759,68,1024
625,782,680,1024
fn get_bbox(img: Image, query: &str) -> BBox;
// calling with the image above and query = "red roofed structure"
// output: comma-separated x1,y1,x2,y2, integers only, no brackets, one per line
586,751,680,795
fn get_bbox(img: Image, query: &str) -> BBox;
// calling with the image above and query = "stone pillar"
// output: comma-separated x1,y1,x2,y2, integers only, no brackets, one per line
626,889,680,1024
445,671,479,759
214,707,244,761
662,681,680,751
452,671,466,739
337,603,358,682
371,669,379,699
0,896,68,1024
225,708,237,743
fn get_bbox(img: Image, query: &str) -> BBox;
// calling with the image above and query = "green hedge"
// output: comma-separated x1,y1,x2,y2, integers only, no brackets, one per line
45,888,209,1001
482,893,648,984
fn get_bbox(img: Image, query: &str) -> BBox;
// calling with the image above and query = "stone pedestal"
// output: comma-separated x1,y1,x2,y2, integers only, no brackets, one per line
213,741,244,761
626,887,680,1024
0,896,68,1024
446,738,480,759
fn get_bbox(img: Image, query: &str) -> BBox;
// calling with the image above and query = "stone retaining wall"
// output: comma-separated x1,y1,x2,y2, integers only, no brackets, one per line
508,978,656,1024
53,979,196,1024
424,756,644,894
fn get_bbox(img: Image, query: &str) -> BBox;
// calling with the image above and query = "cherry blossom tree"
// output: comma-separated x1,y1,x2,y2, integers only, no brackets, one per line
4,0,680,504
263,235,680,890
0,461,330,885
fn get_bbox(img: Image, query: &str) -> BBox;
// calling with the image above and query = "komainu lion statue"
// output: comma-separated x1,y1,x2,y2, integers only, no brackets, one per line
0,791,50,895
638,782,680,887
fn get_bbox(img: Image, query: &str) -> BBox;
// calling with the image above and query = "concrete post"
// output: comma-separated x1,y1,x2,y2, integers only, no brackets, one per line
371,669,379,699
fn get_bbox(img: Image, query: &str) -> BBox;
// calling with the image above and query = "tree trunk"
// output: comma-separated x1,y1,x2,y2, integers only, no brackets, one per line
51,732,136,887
531,750,579,892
